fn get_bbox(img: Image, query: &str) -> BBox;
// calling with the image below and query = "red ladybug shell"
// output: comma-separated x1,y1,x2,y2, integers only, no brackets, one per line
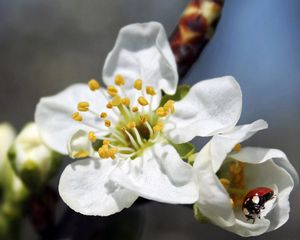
244,187,273,200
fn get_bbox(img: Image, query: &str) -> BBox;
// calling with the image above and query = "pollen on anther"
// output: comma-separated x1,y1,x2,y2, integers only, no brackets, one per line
106,102,113,109
88,79,100,91
121,97,130,107
114,74,125,86
72,112,83,121
74,150,89,158
107,86,118,96
88,131,97,142
163,100,175,113
146,86,156,96
153,121,164,133
127,121,136,129
233,143,242,152
132,106,139,112
156,107,167,117
105,120,111,127
111,95,122,106
138,96,148,106
100,112,107,118
134,79,142,90
103,140,110,145
140,115,148,123
77,102,89,112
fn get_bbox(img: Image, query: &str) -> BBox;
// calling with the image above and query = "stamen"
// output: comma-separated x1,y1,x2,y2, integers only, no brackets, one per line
220,178,231,189
121,97,130,107
103,140,110,145
114,74,125,86
133,127,144,146
108,147,118,159
229,161,245,189
140,115,148,123
153,121,164,133
233,143,242,152
104,120,111,127
100,112,107,118
72,112,83,121
155,107,167,117
124,130,140,149
163,100,175,113
138,96,149,106
132,106,139,112
88,131,97,142
106,102,113,109
134,79,142,90
74,150,89,158
146,86,156,96
88,79,100,91
127,121,136,129
77,102,89,112
145,121,154,136
98,145,109,158
111,95,122,106
107,86,118,96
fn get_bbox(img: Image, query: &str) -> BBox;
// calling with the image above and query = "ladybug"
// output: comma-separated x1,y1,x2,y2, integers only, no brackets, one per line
242,187,276,224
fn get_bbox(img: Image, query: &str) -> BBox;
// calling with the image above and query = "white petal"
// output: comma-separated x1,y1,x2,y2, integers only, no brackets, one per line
165,76,242,144
207,119,268,172
59,158,138,216
67,130,95,158
103,22,178,95
110,143,199,204
194,143,236,227
35,84,110,154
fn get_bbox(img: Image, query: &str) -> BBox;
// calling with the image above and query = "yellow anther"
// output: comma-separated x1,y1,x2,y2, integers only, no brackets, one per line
140,115,148,123
121,97,130,107
132,106,139,112
105,120,111,127
233,143,242,152
88,79,100,91
153,121,164,133
108,147,118,159
106,102,113,109
229,161,245,189
114,74,125,86
220,178,231,189
146,86,156,96
72,112,83,121
107,85,118,96
163,100,175,113
100,112,107,118
74,150,89,159
155,107,167,117
77,102,89,112
127,121,136,129
103,140,110,145
111,95,122,106
134,79,142,90
138,96,148,106
88,131,97,142
98,145,109,158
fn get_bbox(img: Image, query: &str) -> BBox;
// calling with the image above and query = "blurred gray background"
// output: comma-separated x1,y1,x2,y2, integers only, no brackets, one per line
0,0,299,239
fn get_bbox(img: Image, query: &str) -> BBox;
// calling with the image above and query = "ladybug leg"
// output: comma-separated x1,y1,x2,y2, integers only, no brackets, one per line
246,215,255,224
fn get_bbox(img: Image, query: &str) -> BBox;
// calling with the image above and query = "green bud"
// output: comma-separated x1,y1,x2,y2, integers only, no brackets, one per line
8,122,61,190
193,203,208,223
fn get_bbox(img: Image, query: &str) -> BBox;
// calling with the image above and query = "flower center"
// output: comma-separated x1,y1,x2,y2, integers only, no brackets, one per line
217,144,248,208
72,75,175,160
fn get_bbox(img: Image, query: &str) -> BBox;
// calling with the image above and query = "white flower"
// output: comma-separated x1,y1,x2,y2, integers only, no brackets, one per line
8,122,61,189
193,120,299,236
0,123,16,173
35,22,242,216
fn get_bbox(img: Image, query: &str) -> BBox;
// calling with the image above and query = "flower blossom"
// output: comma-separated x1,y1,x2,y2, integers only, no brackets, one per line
193,120,299,236
35,22,242,216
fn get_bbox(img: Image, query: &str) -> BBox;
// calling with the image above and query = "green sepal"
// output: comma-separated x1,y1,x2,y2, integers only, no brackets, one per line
187,153,198,166
193,203,208,223
19,160,42,190
171,142,195,160
160,84,190,106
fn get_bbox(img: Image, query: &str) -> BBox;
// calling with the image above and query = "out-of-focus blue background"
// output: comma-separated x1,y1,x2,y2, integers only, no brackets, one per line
0,0,299,239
